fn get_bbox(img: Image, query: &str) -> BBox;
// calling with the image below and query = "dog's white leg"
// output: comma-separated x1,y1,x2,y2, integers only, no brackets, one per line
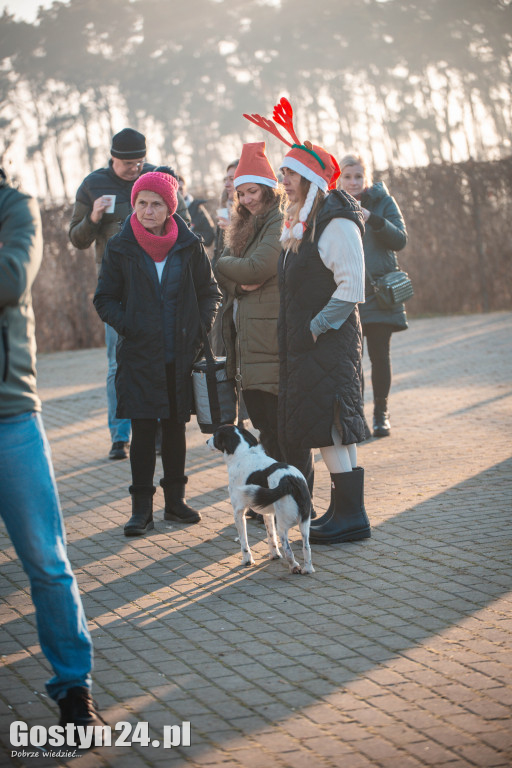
276,526,301,574
263,512,282,560
234,507,254,567
299,519,315,574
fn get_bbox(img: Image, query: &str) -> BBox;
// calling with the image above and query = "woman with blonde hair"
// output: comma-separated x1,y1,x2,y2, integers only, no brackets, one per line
243,98,371,544
338,153,408,437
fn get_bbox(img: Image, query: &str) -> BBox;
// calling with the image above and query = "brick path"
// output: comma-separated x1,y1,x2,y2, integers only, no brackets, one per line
1,312,511,768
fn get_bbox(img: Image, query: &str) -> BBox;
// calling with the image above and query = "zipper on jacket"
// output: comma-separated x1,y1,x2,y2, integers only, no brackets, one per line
2,317,9,382
235,328,243,409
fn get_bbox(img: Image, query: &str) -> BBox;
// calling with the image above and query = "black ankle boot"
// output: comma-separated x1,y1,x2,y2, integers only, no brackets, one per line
309,467,371,545
124,486,155,536
161,477,201,523
373,397,390,437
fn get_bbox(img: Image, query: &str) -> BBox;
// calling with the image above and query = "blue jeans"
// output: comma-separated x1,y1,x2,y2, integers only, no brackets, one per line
0,411,93,701
105,323,131,443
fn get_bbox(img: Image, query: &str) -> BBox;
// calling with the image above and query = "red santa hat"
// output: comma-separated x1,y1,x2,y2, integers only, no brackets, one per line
233,142,277,189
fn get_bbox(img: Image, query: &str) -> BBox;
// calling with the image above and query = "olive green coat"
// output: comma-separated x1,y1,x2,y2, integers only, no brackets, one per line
215,203,283,396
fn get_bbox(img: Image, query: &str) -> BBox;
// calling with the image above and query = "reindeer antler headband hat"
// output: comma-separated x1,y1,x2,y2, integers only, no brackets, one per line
243,97,340,239
243,97,340,192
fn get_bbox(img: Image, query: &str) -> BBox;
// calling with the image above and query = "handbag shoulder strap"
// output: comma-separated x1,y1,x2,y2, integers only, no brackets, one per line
188,266,223,425
188,265,216,366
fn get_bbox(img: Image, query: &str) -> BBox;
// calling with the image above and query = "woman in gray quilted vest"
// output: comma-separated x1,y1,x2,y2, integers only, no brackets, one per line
338,154,408,438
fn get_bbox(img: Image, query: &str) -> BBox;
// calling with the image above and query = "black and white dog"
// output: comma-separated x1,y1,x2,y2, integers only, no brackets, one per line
207,425,314,574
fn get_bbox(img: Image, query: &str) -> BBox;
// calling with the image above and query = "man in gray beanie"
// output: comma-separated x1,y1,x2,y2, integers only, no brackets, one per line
69,129,190,460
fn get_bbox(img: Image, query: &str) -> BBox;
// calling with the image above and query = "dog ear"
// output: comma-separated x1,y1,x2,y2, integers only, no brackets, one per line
239,428,258,448
214,425,240,455
213,428,226,452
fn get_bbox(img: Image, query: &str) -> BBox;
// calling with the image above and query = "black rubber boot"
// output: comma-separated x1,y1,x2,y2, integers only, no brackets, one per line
310,483,334,529
309,467,371,545
373,397,391,437
161,477,201,523
124,486,155,536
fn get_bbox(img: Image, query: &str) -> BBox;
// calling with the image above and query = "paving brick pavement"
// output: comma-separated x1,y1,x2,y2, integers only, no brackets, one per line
1,312,511,768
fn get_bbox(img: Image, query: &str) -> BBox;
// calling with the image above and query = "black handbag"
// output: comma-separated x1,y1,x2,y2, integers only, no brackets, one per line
367,267,414,310
190,272,240,434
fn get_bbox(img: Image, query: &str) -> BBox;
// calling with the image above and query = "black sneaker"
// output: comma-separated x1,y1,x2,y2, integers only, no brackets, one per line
246,509,264,523
58,686,106,739
109,441,129,460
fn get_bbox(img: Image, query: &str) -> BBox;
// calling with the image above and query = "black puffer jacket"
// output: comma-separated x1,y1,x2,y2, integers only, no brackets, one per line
278,191,366,450
93,215,221,421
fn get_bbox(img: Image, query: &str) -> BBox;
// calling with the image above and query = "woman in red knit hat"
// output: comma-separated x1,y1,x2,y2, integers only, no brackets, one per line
214,143,286,505
244,98,371,545
94,171,221,536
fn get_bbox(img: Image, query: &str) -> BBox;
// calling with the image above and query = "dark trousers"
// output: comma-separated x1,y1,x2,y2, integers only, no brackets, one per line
363,323,394,400
130,363,186,488
280,440,315,498
242,389,282,462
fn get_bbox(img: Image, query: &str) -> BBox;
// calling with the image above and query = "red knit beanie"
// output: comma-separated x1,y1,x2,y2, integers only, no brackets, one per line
131,171,179,214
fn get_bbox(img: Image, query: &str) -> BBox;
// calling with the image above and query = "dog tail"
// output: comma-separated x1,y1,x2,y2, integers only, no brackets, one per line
242,476,311,522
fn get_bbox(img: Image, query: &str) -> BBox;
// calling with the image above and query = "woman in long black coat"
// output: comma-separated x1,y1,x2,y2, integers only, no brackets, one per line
278,148,371,545
94,171,221,536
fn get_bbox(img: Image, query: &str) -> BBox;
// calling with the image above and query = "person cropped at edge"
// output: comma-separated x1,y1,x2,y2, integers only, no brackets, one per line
209,159,239,356
177,174,215,247
94,171,221,537
69,128,190,461
338,153,408,438
0,168,105,735
214,142,285,468
243,97,371,545
212,159,239,272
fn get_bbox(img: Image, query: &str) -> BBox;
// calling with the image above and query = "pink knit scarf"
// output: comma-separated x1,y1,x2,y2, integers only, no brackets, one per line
130,212,179,262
